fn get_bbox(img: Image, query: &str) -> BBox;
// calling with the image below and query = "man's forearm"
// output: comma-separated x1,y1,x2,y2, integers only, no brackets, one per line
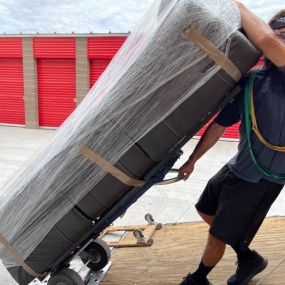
179,122,225,180
189,122,225,163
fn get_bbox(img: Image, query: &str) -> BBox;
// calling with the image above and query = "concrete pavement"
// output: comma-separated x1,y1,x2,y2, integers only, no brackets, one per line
0,125,284,284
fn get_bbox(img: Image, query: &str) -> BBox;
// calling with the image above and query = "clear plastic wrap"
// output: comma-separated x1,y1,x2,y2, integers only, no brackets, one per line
0,0,240,267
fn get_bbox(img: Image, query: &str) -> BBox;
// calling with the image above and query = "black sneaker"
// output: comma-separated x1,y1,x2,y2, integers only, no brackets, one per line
180,273,213,285
227,250,268,285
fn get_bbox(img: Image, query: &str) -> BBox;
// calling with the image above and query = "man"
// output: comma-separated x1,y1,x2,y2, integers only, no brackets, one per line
178,2,285,285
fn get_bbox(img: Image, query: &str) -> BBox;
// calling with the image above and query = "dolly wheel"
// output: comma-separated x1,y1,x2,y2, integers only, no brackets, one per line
145,213,154,225
48,268,84,285
80,238,111,271
133,229,145,242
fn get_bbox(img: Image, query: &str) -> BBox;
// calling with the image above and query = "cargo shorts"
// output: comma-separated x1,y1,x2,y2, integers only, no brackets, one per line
195,165,283,248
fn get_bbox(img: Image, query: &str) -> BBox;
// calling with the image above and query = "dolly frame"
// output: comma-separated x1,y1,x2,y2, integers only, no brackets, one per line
35,84,241,283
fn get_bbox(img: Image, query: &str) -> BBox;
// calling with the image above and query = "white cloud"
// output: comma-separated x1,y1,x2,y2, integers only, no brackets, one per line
0,0,283,34
0,0,153,34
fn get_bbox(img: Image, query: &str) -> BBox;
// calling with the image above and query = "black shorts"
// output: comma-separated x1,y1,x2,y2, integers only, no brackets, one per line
195,165,283,248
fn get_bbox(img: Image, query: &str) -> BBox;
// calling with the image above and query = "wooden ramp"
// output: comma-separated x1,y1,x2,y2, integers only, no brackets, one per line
101,217,285,285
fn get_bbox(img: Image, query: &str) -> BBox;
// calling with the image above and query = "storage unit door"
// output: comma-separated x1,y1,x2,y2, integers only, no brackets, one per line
0,58,24,125
224,124,240,139
88,36,126,88
37,59,76,127
90,59,111,88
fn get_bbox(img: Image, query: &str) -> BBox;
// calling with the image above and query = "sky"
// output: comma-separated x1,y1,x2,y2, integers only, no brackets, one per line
0,0,283,34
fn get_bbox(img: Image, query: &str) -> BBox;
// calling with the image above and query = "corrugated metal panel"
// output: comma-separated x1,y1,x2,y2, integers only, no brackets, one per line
33,38,76,59
90,59,111,87
0,38,22,58
88,37,126,59
38,59,76,127
0,58,25,125
224,123,240,139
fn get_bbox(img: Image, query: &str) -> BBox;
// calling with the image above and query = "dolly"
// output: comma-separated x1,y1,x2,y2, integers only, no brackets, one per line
102,213,163,248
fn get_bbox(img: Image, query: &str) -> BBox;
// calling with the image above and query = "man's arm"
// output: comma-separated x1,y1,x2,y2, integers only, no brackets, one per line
236,1,285,67
179,122,225,180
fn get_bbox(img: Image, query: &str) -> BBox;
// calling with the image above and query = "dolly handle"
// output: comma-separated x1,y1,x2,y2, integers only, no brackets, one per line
155,169,181,185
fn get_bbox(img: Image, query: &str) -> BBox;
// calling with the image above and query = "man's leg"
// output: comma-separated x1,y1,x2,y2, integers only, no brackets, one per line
202,233,226,267
180,166,230,284
198,203,267,285
227,181,282,285
198,210,225,267
227,248,268,285
198,210,257,264
231,245,257,262
198,211,214,226
181,211,225,285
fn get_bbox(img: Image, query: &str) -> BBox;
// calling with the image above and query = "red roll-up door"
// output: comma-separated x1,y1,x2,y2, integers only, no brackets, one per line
37,59,76,127
34,38,76,127
88,36,126,87
90,59,111,87
0,39,24,125
0,59,24,125
88,37,126,59
224,124,240,139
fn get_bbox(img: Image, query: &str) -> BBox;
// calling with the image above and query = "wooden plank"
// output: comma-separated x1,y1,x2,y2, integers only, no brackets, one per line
105,225,158,248
104,225,147,232
107,240,150,248
101,217,285,285
141,224,157,240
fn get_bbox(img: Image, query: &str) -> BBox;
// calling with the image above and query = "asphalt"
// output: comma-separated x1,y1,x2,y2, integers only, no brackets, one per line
0,125,284,284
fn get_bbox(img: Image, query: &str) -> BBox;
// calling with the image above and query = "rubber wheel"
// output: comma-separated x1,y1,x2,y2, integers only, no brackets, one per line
145,213,154,224
80,238,111,271
48,268,84,285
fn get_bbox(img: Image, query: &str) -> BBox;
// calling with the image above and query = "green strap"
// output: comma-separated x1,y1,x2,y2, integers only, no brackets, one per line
244,70,285,180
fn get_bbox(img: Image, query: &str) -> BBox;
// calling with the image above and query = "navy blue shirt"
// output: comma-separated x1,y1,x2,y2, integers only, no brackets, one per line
215,66,285,184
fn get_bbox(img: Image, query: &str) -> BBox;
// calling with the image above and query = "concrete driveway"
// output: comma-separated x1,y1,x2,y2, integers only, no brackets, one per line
0,125,284,284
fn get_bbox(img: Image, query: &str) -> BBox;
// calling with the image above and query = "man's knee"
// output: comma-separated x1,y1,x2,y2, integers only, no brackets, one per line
197,210,214,225
202,233,226,267
207,233,226,248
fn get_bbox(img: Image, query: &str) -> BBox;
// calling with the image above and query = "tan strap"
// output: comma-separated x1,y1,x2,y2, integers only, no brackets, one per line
186,27,241,82
80,145,145,187
0,234,42,277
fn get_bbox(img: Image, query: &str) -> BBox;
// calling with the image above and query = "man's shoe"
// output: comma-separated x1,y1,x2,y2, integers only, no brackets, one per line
180,273,213,285
227,250,268,285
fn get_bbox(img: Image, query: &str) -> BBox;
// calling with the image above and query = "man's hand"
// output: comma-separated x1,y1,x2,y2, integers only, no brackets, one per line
179,158,196,181
178,122,225,181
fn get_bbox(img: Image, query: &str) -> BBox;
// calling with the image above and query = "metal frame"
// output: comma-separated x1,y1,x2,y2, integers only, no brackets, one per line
33,85,241,283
